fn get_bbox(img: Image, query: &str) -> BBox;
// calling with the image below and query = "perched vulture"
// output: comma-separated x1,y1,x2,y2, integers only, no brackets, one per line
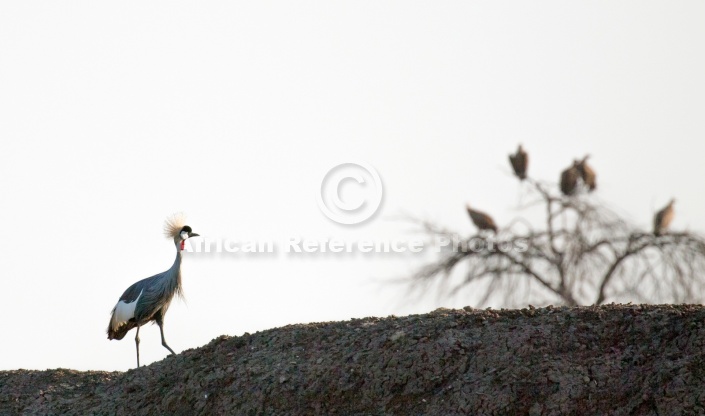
466,204,498,233
654,199,675,236
576,155,596,192
508,144,528,180
560,161,580,196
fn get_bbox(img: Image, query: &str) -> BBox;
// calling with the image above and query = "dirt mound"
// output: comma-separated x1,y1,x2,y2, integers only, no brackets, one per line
2,304,704,415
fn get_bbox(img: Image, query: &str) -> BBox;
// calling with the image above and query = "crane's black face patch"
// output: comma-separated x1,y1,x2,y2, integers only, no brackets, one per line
181,226,192,233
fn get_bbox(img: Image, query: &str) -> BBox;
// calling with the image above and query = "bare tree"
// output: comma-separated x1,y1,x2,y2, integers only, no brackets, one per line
411,177,705,308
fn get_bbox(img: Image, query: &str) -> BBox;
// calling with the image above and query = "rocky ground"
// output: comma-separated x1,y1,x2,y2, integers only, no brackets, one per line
2,304,705,415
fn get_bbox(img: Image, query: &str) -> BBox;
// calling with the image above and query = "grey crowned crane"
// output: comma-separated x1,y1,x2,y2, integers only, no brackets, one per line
654,199,675,236
107,215,199,367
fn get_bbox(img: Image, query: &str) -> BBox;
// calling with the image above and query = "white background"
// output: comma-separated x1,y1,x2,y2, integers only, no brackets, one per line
1,1,703,370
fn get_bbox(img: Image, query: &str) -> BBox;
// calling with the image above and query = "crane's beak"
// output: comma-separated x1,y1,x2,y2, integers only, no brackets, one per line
189,232,200,238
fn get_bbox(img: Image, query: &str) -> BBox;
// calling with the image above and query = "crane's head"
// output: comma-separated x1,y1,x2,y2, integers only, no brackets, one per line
177,225,200,251
164,214,200,250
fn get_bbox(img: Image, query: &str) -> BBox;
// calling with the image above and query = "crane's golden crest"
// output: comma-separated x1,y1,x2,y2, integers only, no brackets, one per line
164,213,187,239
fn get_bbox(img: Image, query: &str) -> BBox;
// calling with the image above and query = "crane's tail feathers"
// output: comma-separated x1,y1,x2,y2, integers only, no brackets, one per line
107,321,136,340
164,213,187,239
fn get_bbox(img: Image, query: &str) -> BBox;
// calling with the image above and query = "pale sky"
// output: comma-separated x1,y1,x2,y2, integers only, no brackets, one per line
1,1,703,371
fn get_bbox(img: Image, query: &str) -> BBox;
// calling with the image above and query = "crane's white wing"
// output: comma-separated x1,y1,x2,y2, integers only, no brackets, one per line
109,289,143,331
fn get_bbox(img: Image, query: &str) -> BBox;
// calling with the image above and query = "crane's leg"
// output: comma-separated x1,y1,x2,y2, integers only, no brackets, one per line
156,316,176,356
135,324,141,368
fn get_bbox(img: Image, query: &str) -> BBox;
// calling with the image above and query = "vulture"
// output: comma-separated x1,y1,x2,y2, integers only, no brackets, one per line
560,161,580,196
576,155,596,192
509,144,528,180
466,204,498,233
654,199,675,236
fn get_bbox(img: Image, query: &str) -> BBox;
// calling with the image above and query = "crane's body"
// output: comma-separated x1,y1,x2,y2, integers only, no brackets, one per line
107,254,182,341
107,215,198,367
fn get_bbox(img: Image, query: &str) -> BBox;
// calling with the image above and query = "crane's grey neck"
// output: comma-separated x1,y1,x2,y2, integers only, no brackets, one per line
171,241,185,269
166,245,184,299
172,248,183,265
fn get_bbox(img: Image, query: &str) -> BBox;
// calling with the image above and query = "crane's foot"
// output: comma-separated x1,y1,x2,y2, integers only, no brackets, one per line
162,341,176,356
